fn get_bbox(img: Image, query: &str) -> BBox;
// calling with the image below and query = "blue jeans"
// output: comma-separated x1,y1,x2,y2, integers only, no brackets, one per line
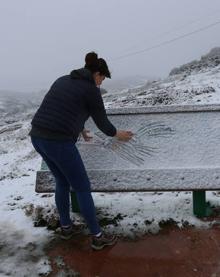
31,136,101,235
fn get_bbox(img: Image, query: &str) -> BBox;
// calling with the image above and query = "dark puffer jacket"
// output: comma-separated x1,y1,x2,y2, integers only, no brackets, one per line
29,68,117,142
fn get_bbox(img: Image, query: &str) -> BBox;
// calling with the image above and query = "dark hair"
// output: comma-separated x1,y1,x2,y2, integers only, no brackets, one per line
84,52,111,78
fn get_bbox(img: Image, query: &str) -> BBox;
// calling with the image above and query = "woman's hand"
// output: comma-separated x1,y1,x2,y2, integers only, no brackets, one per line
115,130,134,141
82,129,93,142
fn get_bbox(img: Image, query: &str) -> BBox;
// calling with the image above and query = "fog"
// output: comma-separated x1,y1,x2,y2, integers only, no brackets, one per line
1,0,220,92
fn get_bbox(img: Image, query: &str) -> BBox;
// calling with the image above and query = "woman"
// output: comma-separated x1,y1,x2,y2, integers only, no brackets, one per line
29,52,133,250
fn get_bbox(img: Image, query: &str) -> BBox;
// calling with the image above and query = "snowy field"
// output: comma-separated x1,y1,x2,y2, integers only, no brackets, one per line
1,49,220,276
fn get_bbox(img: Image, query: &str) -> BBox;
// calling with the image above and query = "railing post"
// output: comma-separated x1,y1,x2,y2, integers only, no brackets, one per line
193,190,212,217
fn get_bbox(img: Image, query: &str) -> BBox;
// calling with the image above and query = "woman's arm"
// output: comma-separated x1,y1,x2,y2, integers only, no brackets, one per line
87,86,117,137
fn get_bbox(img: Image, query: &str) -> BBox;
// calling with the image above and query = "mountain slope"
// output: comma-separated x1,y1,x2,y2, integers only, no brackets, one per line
104,47,220,108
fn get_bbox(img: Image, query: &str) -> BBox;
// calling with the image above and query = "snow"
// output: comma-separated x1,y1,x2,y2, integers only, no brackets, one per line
82,106,220,170
0,123,53,277
1,50,220,275
103,65,220,108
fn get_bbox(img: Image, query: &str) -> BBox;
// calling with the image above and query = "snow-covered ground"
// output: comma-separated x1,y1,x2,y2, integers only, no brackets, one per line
1,47,220,276
104,64,220,108
104,48,220,108
0,122,53,277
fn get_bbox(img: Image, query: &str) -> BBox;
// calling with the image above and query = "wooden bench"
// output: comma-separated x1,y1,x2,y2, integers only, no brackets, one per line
35,104,220,217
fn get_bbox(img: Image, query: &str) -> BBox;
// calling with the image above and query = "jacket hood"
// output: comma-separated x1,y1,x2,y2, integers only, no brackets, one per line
70,68,95,84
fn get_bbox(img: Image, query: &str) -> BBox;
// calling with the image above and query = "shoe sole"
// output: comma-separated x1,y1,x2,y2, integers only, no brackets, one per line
91,237,118,250
60,229,83,240
60,232,82,240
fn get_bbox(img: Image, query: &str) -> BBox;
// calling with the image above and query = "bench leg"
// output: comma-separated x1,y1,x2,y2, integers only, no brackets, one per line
193,190,213,217
70,191,80,213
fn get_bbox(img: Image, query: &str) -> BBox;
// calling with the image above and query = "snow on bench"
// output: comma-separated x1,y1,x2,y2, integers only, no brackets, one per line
35,104,220,217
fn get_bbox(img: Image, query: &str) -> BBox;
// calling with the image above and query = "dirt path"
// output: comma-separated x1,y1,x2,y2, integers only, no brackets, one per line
46,226,220,277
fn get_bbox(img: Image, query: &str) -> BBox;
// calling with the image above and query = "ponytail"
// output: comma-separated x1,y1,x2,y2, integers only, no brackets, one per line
84,52,111,78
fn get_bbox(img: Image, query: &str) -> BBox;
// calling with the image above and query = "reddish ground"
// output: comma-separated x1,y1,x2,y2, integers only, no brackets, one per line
47,226,220,277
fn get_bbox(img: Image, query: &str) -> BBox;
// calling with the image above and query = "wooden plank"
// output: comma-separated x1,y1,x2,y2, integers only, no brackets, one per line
36,167,220,193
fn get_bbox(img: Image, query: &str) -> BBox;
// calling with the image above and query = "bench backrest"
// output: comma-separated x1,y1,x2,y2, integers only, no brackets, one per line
36,104,220,192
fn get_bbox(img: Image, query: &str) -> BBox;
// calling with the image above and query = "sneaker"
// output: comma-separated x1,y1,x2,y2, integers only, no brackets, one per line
91,233,118,250
56,224,84,240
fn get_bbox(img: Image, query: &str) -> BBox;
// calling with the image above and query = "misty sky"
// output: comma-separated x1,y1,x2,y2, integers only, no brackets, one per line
1,0,220,92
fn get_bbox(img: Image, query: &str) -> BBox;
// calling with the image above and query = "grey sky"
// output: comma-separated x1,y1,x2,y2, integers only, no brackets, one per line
1,0,220,92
